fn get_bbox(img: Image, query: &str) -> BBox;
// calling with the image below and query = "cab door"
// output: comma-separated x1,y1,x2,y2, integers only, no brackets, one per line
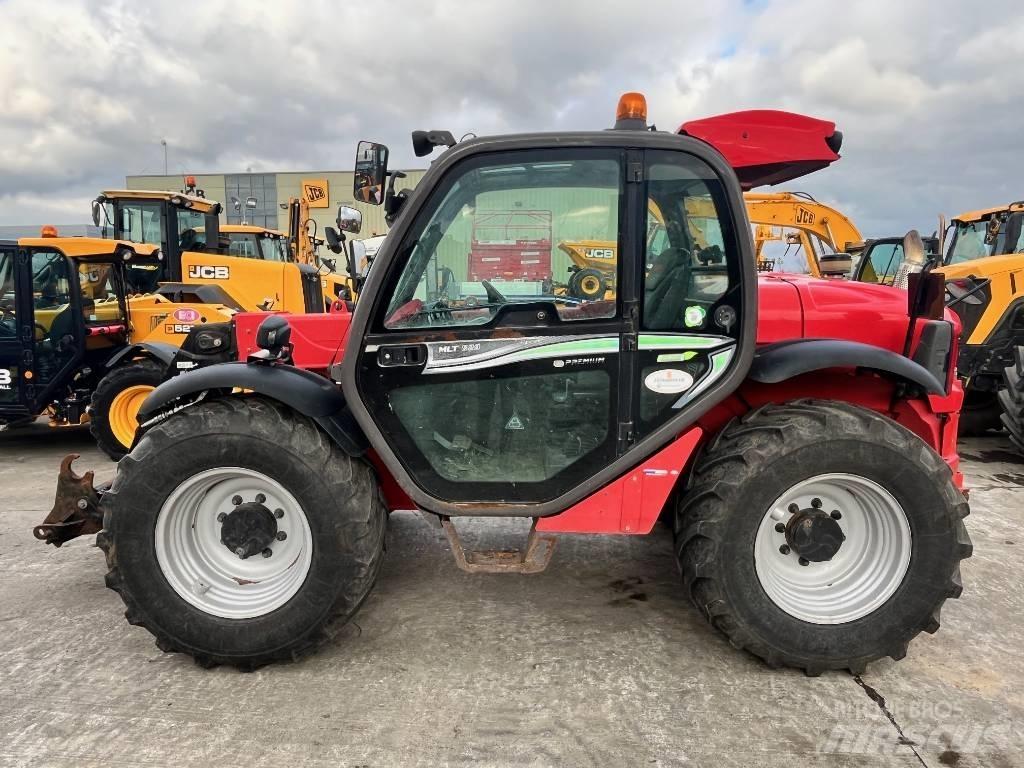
345,139,753,515
355,148,628,505
0,243,29,412
21,247,85,411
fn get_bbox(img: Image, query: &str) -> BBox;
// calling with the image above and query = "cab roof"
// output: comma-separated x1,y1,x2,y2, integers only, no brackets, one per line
15,237,162,260
101,189,219,213
954,201,1024,223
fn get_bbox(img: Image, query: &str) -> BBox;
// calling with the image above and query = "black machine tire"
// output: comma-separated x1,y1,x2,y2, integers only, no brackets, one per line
98,396,387,669
675,400,971,675
567,268,606,300
89,358,166,460
998,346,1024,453
959,389,1002,436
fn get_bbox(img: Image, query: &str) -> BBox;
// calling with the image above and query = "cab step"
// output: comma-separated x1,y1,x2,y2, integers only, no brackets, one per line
426,515,557,574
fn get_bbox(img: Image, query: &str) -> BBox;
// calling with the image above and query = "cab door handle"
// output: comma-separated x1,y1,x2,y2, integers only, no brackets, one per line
377,345,426,367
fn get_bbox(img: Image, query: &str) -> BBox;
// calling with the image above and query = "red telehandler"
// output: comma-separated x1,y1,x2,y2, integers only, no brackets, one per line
42,94,970,675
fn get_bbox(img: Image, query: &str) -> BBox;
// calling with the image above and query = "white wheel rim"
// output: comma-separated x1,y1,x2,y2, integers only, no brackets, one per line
754,473,912,625
155,467,313,619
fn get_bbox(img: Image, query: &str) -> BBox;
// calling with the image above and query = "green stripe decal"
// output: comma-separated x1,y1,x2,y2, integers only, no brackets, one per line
638,334,728,350
656,351,698,363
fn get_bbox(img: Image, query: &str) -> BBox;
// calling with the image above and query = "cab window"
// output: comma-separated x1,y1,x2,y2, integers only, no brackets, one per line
259,236,289,262
176,209,208,252
381,151,622,330
227,234,259,258
31,251,71,308
119,202,164,247
641,152,737,332
0,249,16,332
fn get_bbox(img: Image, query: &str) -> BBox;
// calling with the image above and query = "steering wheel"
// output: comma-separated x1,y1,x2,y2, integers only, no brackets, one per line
481,280,507,305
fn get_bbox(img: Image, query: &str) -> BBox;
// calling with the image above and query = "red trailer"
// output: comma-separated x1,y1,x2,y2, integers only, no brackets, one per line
468,210,552,282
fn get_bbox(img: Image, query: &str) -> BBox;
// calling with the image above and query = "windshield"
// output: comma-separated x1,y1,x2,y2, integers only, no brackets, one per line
118,201,165,247
948,221,991,263
226,233,290,261
260,235,289,262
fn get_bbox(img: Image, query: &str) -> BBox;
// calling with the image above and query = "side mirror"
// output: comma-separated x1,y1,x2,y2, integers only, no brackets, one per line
230,196,242,213
324,226,344,254
245,196,258,209
336,205,362,234
353,141,388,205
91,200,101,227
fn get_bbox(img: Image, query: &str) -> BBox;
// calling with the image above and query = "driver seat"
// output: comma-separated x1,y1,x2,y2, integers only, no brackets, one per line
643,246,690,330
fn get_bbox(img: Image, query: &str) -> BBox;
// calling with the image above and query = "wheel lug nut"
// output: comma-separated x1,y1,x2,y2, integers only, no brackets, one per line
831,510,842,520
234,547,247,558
217,512,226,523
255,493,266,504
262,548,273,558
788,504,799,514
798,557,810,566
779,544,790,555
276,531,287,541
775,522,786,533
274,508,284,519
811,498,822,509
232,495,242,506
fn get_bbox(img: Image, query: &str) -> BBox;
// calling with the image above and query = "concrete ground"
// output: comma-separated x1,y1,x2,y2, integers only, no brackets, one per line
0,423,1022,768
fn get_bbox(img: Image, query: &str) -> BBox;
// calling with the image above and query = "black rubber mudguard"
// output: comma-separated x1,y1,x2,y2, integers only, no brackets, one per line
137,361,368,455
749,338,946,395
105,341,179,369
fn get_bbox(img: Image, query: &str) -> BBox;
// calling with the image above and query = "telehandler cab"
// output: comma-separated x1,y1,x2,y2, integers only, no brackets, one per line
50,94,971,674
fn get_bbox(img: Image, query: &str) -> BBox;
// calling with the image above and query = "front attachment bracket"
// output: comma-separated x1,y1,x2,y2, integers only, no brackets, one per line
33,454,105,547
433,515,557,574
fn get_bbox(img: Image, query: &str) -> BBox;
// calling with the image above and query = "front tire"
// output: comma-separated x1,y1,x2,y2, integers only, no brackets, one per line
675,400,971,674
89,359,165,460
98,396,387,668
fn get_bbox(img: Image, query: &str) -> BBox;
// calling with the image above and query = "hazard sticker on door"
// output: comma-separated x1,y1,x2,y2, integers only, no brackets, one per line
505,414,525,430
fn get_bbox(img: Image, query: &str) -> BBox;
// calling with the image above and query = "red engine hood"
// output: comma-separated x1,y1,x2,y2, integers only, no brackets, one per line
679,110,842,190
233,311,351,370
757,274,914,353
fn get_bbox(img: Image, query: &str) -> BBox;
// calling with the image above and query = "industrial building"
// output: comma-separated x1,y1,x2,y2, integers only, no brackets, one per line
125,169,427,239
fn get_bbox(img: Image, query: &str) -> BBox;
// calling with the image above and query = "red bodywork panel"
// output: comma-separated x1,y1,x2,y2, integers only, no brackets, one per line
233,308,352,372
679,110,841,189
536,429,703,534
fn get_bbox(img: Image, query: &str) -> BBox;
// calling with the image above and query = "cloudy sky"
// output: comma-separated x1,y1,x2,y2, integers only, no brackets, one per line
0,0,1020,236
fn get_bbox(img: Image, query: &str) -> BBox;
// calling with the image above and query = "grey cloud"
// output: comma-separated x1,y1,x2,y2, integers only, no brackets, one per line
0,0,1020,238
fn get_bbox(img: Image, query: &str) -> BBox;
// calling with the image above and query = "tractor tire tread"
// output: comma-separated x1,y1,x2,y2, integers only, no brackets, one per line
675,399,971,674
98,395,387,669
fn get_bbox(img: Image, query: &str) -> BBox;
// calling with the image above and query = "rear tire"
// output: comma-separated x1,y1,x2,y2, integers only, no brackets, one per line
89,359,165,460
675,400,971,674
98,396,387,669
998,346,1024,454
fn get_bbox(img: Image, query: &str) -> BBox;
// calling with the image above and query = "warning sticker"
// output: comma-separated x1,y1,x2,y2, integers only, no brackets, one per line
505,414,525,430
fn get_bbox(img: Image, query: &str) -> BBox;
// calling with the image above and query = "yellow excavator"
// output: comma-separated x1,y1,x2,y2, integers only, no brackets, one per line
285,195,363,307
852,201,1024,440
557,192,863,299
